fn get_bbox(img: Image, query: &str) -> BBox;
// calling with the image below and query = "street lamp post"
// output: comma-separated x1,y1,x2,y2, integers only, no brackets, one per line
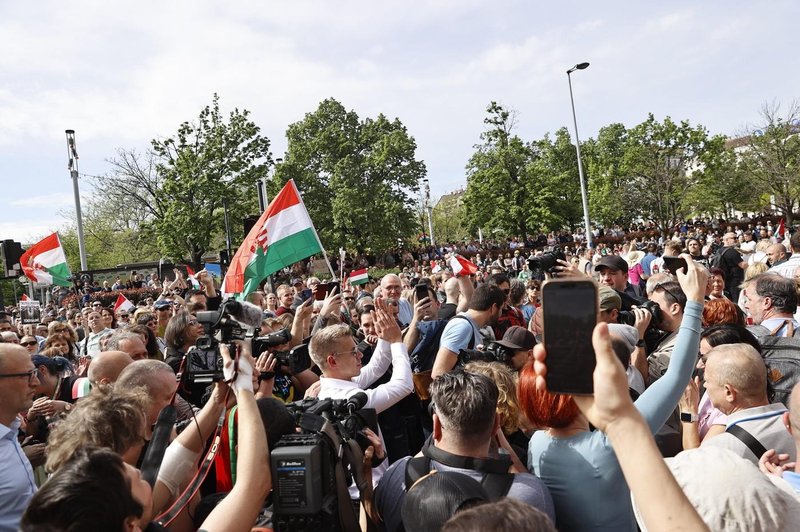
65,130,88,271
566,62,593,248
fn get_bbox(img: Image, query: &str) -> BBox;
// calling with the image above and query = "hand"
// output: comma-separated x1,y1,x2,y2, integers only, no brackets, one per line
679,376,700,414
554,259,587,279
294,297,313,321
219,340,255,394
759,448,796,477
319,286,342,321
173,268,185,280
533,322,639,433
364,334,379,346
76,356,91,377
632,307,652,339
304,380,322,399
28,397,53,419
195,269,212,287
412,297,433,322
675,253,709,303
362,427,386,462
373,299,402,343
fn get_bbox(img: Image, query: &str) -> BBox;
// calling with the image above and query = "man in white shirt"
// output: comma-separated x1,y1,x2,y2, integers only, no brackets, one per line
79,311,114,357
310,302,413,496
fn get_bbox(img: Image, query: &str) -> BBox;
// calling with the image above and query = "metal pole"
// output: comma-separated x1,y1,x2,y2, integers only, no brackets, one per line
256,179,266,212
65,130,89,270
223,197,232,259
424,179,435,248
567,72,593,248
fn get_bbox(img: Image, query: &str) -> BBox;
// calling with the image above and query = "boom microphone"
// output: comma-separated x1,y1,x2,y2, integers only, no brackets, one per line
224,300,264,328
346,391,369,412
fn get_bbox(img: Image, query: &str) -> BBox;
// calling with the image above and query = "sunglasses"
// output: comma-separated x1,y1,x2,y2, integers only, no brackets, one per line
118,314,130,318
21,341,38,347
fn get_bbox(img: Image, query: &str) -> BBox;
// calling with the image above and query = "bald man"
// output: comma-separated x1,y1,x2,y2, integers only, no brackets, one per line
701,343,794,464
767,243,789,268
380,274,413,326
0,345,39,530
87,350,134,386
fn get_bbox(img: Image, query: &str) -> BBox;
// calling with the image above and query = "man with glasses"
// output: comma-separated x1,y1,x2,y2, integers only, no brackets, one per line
0,344,40,530
380,274,413,327
310,301,412,497
647,280,689,385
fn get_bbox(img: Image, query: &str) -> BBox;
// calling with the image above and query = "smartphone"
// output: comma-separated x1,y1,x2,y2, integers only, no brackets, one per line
414,284,430,303
300,289,313,302
315,283,331,301
542,279,598,395
661,255,688,274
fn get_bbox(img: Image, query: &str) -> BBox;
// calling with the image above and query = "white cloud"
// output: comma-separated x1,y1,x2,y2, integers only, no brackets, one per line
10,193,75,208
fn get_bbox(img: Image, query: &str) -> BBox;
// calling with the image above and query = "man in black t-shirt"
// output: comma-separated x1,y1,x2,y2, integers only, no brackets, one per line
716,232,748,301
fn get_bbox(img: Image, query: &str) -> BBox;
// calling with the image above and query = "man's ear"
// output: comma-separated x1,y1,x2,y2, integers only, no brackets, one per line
432,413,443,442
784,411,793,435
724,383,736,404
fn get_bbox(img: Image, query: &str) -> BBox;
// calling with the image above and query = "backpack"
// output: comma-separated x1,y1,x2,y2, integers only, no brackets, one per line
708,247,726,270
748,320,800,406
409,315,474,400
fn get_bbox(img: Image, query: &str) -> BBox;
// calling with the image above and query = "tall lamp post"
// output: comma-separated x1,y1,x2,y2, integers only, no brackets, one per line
566,62,593,248
65,130,88,271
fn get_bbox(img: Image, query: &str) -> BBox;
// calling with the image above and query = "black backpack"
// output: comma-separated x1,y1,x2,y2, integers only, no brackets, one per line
748,320,800,406
409,315,472,373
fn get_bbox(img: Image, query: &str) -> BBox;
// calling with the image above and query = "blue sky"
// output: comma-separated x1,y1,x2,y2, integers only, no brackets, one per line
2,0,798,243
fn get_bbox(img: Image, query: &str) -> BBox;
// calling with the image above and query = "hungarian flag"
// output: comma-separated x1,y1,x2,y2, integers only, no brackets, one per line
449,254,478,276
113,294,135,314
20,233,72,287
349,268,369,285
223,179,323,298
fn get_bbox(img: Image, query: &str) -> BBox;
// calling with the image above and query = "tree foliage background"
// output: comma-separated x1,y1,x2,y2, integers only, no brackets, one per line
270,98,426,252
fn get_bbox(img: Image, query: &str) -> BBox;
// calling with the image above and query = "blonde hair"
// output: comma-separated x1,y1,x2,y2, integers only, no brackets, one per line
45,387,149,473
464,361,521,434
743,262,769,284
309,324,352,370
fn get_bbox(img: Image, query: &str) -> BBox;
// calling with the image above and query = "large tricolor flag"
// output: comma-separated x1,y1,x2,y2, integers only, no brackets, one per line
449,254,478,276
20,233,72,287
223,179,323,298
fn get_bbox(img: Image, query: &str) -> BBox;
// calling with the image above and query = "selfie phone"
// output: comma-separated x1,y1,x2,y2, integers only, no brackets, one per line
300,288,313,302
315,283,330,301
542,279,598,395
661,255,688,274
415,284,430,303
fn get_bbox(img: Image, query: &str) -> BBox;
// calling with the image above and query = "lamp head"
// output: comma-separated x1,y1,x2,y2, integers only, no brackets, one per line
567,62,591,74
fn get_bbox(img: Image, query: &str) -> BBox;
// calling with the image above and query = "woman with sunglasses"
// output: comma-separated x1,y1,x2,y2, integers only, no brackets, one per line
26,355,77,445
20,335,39,354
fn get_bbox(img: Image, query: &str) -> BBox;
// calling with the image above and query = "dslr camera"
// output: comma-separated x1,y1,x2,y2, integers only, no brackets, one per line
458,342,514,368
528,249,567,275
618,299,663,329
184,300,254,384
252,329,313,376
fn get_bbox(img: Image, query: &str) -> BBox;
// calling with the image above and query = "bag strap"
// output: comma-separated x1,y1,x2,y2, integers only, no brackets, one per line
769,319,794,337
726,424,768,460
451,315,476,350
479,471,515,501
405,455,433,490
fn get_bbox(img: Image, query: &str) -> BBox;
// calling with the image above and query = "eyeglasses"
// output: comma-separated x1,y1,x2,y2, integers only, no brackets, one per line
21,341,38,347
0,368,39,385
344,297,354,302
332,347,360,358
654,283,681,306
91,303,102,307
189,319,199,326
118,314,130,319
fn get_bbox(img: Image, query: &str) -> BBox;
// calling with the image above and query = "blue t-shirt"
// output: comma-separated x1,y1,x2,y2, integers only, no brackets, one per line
439,313,482,353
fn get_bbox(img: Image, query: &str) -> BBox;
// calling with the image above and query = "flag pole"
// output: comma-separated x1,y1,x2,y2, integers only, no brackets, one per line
290,180,338,280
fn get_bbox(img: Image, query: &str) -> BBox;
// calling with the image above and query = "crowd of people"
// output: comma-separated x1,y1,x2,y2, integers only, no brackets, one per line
2,213,800,531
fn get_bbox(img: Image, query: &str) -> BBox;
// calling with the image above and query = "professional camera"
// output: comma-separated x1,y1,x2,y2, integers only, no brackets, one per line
252,328,292,355
618,299,663,328
270,393,379,532
183,299,262,384
251,330,313,376
457,342,514,368
528,249,567,275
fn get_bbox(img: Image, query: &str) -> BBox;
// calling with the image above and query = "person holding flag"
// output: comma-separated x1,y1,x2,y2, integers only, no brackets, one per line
113,294,135,327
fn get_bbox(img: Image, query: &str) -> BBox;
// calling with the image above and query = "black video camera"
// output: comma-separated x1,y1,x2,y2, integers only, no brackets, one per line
184,300,253,384
270,393,379,532
528,249,567,275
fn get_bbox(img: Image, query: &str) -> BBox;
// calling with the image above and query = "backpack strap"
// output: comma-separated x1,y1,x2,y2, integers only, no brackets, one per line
450,314,476,350
726,424,768,460
405,455,433,490
479,471,515,501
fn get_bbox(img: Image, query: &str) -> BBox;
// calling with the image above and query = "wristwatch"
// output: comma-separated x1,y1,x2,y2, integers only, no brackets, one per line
680,412,697,423
64,403,72,413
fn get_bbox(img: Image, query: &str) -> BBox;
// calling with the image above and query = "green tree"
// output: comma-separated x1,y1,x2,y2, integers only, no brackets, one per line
737,102,800,225
93,94,271,266
464,102,541,238
530,127,584,230
430,192,470,244
685,139,754,219
271,98,426,252
585,123,632,228
621,114,714,236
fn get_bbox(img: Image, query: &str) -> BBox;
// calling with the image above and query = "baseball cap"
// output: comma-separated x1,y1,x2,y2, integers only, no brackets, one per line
594,255,628,274
401,470,490,532
598,285,622,311
153,300,172,310
291,278,303,286
495,326,535,351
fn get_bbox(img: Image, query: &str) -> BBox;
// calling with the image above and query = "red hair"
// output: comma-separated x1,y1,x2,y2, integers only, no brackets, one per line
517,363,580,428
702,298,744,327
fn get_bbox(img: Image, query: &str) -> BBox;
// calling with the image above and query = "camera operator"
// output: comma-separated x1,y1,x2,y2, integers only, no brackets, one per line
494,326,535,372
310,299,412,497
594,255,645,312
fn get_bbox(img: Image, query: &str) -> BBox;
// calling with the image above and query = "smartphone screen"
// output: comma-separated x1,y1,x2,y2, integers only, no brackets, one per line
662,255,688,274
315,283,330,301
542,279,598,395
300,289,313,302
415,284,430,303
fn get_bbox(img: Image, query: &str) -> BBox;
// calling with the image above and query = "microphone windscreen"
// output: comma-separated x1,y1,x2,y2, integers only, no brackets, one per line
347,391,369,411
228,300,264,328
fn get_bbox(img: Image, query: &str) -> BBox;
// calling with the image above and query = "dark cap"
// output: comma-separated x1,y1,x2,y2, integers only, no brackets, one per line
401,471,489,532
153,300,172,310
594,255,628,274
495,325,535,351
291,278,303,286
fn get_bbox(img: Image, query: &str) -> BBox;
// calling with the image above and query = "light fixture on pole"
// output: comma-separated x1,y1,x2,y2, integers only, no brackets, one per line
566,62,593,248
423,178,435,248
65,130,88,271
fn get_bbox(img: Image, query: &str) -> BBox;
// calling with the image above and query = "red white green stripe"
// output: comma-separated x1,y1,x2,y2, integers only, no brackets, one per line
224,180,323,298
114,294,135,313
349,268,369,285
20,233,72,287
